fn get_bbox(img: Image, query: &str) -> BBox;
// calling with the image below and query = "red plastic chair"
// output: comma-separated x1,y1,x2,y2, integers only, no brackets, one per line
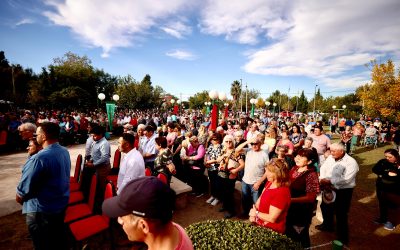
106,149,121,184
68,172,94,206
145,168,152,177
65,174,97,223
70,154,83,183
157,173,168,184
112,149,121,169
69,183,114,247
70,172,82,192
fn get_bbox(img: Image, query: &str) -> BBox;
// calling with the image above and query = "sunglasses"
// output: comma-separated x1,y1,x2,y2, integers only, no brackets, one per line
250,142,260,146
225,141,233,143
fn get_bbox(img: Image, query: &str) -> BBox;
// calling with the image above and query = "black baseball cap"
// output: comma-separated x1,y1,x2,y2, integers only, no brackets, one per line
102,177,176,223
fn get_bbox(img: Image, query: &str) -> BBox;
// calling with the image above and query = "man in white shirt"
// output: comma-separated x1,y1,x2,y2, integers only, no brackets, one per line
316,142,359,245
117,133,145,195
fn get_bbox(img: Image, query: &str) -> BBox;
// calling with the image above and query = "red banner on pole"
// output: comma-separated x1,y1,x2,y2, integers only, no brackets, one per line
211,104,218,130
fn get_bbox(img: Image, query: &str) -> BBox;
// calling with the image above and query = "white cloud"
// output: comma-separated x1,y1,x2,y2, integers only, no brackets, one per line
166,49,196,60
200,0,400,89
199,0,294,44
42,0,190,56
161,21,192,39
15,18,34,26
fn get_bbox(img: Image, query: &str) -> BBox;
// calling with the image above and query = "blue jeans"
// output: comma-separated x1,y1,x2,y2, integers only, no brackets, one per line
26,211,67,250
241,181,261,215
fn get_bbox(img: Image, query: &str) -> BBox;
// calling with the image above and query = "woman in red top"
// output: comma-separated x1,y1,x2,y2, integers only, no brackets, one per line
249,159,291,234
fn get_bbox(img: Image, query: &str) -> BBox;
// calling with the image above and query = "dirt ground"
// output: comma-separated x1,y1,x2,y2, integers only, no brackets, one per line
1,143,399,250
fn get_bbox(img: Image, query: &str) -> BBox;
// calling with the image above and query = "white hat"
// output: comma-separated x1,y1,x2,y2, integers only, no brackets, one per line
322,190,336,204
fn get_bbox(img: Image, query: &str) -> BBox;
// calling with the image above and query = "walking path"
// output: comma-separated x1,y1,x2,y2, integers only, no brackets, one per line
0,140,119,217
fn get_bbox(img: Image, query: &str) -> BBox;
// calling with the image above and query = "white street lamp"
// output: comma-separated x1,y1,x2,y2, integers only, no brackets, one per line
218,92,227,101
209,90,219,100
112,94,120,101
272,102,277,117
332,105,346,120
98,93,105,101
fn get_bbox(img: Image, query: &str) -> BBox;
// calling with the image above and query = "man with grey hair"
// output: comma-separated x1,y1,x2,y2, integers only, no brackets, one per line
137,123,146,152
316,142,359,245
18,122,37,141
236,136,269,217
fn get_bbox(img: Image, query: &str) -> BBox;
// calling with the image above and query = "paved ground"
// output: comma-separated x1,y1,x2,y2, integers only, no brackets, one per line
0,140,119,217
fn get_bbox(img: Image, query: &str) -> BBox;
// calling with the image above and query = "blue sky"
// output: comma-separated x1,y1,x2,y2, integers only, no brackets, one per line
1,0,399,101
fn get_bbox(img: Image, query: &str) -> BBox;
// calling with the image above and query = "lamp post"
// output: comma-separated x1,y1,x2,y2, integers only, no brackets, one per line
273,102,277,117
170,98,175,113
313,84,318,118
204,101,211,116
177,99,181,115
112,94,120,102
332,105,346,120
224,102,229,118
98,93,105,102
250,98,257,118
265,100,271,116
219,92,227,121
209,90,219,130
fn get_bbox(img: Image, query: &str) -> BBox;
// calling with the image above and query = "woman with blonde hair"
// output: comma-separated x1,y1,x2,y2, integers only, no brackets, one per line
249,159,291,233
197,124,208,146
217,134,245,218
264,127,277,156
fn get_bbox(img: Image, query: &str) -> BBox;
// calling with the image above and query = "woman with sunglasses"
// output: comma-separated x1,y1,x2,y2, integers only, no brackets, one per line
249,159,291,234
204,133,224,206
216,135,245,218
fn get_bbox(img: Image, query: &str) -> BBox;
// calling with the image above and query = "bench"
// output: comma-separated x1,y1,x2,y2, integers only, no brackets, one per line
170,176,192,209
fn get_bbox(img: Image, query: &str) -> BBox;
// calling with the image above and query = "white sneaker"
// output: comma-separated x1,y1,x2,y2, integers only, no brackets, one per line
206,197,215,203
211,199,219,206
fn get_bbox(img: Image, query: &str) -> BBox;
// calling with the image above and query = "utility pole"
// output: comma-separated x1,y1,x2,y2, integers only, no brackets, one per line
11,66,16,101
245,82,248,114
313,84,318,117
240,78,243,113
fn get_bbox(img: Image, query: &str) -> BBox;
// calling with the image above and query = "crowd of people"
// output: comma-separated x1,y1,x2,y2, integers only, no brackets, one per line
8,107,400,249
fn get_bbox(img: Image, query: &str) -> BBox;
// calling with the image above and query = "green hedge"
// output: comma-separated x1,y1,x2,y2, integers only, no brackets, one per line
186,219,302,250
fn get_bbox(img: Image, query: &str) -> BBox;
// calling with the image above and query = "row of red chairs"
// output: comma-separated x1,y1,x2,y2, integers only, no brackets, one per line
66,151,119,248
66,149,169,247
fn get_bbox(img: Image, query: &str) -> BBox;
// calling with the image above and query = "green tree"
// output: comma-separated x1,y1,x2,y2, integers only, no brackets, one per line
296,91,308,113
230,80,242,112
188,91,210,109
308,88,323,113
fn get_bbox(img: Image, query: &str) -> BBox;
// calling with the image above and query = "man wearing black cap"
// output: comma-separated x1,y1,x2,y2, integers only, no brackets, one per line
102,176,193,250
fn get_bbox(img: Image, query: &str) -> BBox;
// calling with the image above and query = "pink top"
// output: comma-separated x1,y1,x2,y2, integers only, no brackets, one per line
310,134,331,155
166,132,177,147
174,222,194,250
186,144,206,160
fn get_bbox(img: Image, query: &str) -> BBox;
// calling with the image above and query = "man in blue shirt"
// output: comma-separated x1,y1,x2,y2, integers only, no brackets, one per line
85,125,111,212
16,122,71,250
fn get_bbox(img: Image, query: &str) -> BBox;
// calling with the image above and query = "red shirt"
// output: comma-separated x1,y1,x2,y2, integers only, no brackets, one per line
256,182,291,233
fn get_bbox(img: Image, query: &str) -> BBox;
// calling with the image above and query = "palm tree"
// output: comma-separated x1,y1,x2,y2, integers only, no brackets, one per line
230,80,242,112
